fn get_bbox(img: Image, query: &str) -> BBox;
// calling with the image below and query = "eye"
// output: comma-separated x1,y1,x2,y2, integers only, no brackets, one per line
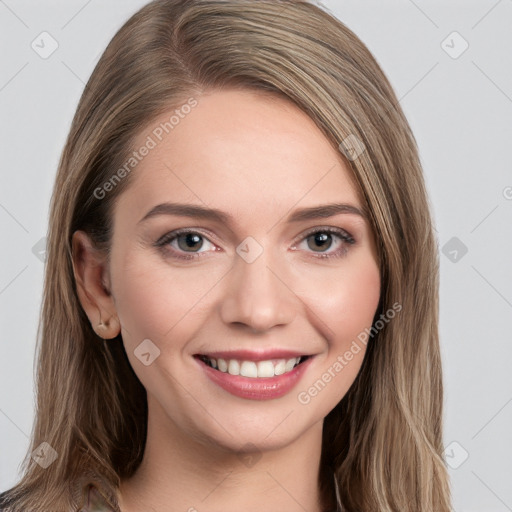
154,229,218,260
292,227,355,259
154,226,356,261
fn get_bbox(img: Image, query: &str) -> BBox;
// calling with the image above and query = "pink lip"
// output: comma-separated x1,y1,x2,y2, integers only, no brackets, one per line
196,349,308,362
194,355,313,400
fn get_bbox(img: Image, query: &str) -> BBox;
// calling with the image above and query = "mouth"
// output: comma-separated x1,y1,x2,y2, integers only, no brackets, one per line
193,351,314,400
195,354,311,378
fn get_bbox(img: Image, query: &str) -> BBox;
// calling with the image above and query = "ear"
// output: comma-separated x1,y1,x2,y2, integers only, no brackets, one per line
71,230,120,340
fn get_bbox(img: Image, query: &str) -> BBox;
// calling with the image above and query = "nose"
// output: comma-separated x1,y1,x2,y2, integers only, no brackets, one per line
219,246,297,333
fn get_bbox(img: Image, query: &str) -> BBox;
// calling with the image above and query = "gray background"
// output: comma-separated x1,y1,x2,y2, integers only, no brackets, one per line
1,1,511,510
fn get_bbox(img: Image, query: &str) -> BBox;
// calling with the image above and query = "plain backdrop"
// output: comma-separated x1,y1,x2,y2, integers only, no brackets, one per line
1,1,511,511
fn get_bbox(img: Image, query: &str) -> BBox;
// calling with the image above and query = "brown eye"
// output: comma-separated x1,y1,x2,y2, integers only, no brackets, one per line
155,229,217,260
292,227,355,260
306,232,334,252
176,232,204,252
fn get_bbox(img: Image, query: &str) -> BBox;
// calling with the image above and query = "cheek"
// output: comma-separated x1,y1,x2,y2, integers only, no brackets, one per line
294,258,380,413
333,262,381,334
302,255,380,375
110,249,222,345
112,258,167,340
303,253,381,341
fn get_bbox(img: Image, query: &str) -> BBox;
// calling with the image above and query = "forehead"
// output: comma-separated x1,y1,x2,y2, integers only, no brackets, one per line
115,88,363,224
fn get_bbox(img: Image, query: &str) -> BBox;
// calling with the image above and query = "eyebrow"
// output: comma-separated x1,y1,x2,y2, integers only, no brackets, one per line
138,201,367,226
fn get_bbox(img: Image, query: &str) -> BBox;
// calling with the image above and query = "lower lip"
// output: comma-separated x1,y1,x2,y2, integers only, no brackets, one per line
195,356,313,400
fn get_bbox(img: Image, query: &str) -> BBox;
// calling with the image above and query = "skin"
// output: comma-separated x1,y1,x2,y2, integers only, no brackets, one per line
72,88,381,512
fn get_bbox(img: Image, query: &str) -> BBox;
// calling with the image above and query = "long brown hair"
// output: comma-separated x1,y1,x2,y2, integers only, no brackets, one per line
0,1,451,510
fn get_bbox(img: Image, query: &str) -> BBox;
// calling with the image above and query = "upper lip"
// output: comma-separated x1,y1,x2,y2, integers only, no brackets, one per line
195,349,311,362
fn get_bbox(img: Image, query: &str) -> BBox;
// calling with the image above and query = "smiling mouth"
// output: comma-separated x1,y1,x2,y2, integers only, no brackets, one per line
196,354,310,378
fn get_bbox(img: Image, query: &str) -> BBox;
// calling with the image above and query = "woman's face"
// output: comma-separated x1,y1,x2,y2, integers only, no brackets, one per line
106,88,380,452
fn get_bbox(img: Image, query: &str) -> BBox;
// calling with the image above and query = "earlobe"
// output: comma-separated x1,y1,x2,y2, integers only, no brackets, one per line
95,314,121,340
71,230,121,340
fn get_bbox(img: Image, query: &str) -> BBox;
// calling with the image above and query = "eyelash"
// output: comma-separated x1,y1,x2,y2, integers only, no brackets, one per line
154,227,356,261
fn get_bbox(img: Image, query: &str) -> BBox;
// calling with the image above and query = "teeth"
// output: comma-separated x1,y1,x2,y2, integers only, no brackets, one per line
203,355,305,378
257,360,274,378
274,360,286,375
240,361,258,378
285,357,298,372
228,359,240,376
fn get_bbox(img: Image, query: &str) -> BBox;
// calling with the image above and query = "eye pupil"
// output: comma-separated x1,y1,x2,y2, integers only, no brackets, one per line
178,233,203,252
307,232,332,251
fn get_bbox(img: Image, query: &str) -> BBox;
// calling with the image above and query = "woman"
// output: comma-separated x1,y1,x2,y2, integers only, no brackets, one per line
0,0,451,510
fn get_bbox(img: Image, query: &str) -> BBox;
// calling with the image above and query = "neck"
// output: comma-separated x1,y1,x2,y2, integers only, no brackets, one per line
118,396,330,512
